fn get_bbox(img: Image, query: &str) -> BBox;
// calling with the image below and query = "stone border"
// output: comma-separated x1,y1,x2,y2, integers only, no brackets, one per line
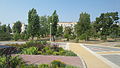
76,53,87,68
80,44,120,68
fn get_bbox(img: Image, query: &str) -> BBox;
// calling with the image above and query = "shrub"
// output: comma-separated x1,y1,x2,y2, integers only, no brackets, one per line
0,32,12,41
53,52,60,55
38,64,49,68
51,60,66,68
20,33,29,41
25,41,46,49
0,56,24,68
65,65,78,68
0,56,6,68
0,47,19,55
64,50,77,56
21,47,38,55
13,33,21,41
21,64,37,68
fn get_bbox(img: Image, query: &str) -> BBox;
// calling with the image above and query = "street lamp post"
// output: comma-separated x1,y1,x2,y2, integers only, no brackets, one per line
50,23,52,43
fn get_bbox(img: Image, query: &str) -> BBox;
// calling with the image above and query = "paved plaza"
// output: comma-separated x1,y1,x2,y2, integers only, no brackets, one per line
84,45,120,67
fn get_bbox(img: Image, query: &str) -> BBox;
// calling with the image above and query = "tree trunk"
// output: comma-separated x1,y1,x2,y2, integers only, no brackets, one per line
53,36,55,41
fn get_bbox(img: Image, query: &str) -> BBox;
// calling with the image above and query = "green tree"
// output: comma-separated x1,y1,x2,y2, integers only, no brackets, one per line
6,24,12,33
56,26,63,37
94,12,119,41
27,8,40,39
51,10,59,41
110,24,120,40
1,24,7,32
75,12,91,41
39,16,50,37
64,27,72,41
0,23,12,41
12,21,22,34
90,23,99,39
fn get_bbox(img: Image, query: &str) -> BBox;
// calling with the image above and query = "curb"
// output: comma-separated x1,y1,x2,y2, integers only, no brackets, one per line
76,53,87,68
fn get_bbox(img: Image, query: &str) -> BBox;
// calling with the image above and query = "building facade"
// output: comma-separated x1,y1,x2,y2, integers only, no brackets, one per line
58,22,77,29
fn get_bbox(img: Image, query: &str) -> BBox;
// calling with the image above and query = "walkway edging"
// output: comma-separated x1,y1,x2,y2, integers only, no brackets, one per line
76,53,87,68
67,43,87,68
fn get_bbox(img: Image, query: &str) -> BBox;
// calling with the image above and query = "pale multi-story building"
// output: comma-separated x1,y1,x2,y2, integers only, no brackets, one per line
12,23,27,34
58,22,77,29
21,23,27,33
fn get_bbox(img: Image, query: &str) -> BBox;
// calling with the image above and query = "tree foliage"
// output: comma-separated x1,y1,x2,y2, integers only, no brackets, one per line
94,12,119,40
51,10,59,41
12,21,22,34
39,16,50,37
56,26,63,37
6,24,12,33
0,24,12,41
64,26,73,41
75,12,91,41
27,8,40,39
1,24,7,32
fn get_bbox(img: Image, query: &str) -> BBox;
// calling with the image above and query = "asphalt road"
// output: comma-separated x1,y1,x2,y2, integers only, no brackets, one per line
84,45,120,67
102,54,120,67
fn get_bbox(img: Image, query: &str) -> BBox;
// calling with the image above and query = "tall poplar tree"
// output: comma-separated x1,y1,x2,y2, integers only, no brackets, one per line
51,10,59,41
27,8,40,39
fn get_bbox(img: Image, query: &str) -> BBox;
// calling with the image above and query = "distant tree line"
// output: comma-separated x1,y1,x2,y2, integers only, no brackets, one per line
0,8,119,42
73,12,120,42
0,23,12,41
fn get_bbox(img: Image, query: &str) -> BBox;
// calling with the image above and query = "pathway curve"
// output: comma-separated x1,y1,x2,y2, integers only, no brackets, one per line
68,43,112,68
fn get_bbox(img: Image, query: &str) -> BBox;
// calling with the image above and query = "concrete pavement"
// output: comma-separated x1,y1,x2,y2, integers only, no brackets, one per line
84,44,120,67
68,43,112,68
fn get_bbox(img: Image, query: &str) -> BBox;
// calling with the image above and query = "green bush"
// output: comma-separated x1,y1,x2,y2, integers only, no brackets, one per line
20,33,29,41
38,64,49,68
0,56,24,68
64,50,77,56
79,34,87,40
65,65,78,68
53,51,60,55
13,33,21,41
51,60,66,68
7,40,77,56
20,64,38,68
25,41,46,48
21,47,38,55
0,32,12,41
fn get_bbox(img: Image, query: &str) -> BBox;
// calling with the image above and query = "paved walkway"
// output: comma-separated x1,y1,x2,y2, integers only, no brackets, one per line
12,55,83,67
68,43,112,68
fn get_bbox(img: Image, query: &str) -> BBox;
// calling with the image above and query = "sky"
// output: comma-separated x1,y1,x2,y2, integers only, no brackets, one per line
0,0,120,25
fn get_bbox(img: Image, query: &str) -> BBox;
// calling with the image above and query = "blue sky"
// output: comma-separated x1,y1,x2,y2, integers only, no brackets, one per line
0,0,120,25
